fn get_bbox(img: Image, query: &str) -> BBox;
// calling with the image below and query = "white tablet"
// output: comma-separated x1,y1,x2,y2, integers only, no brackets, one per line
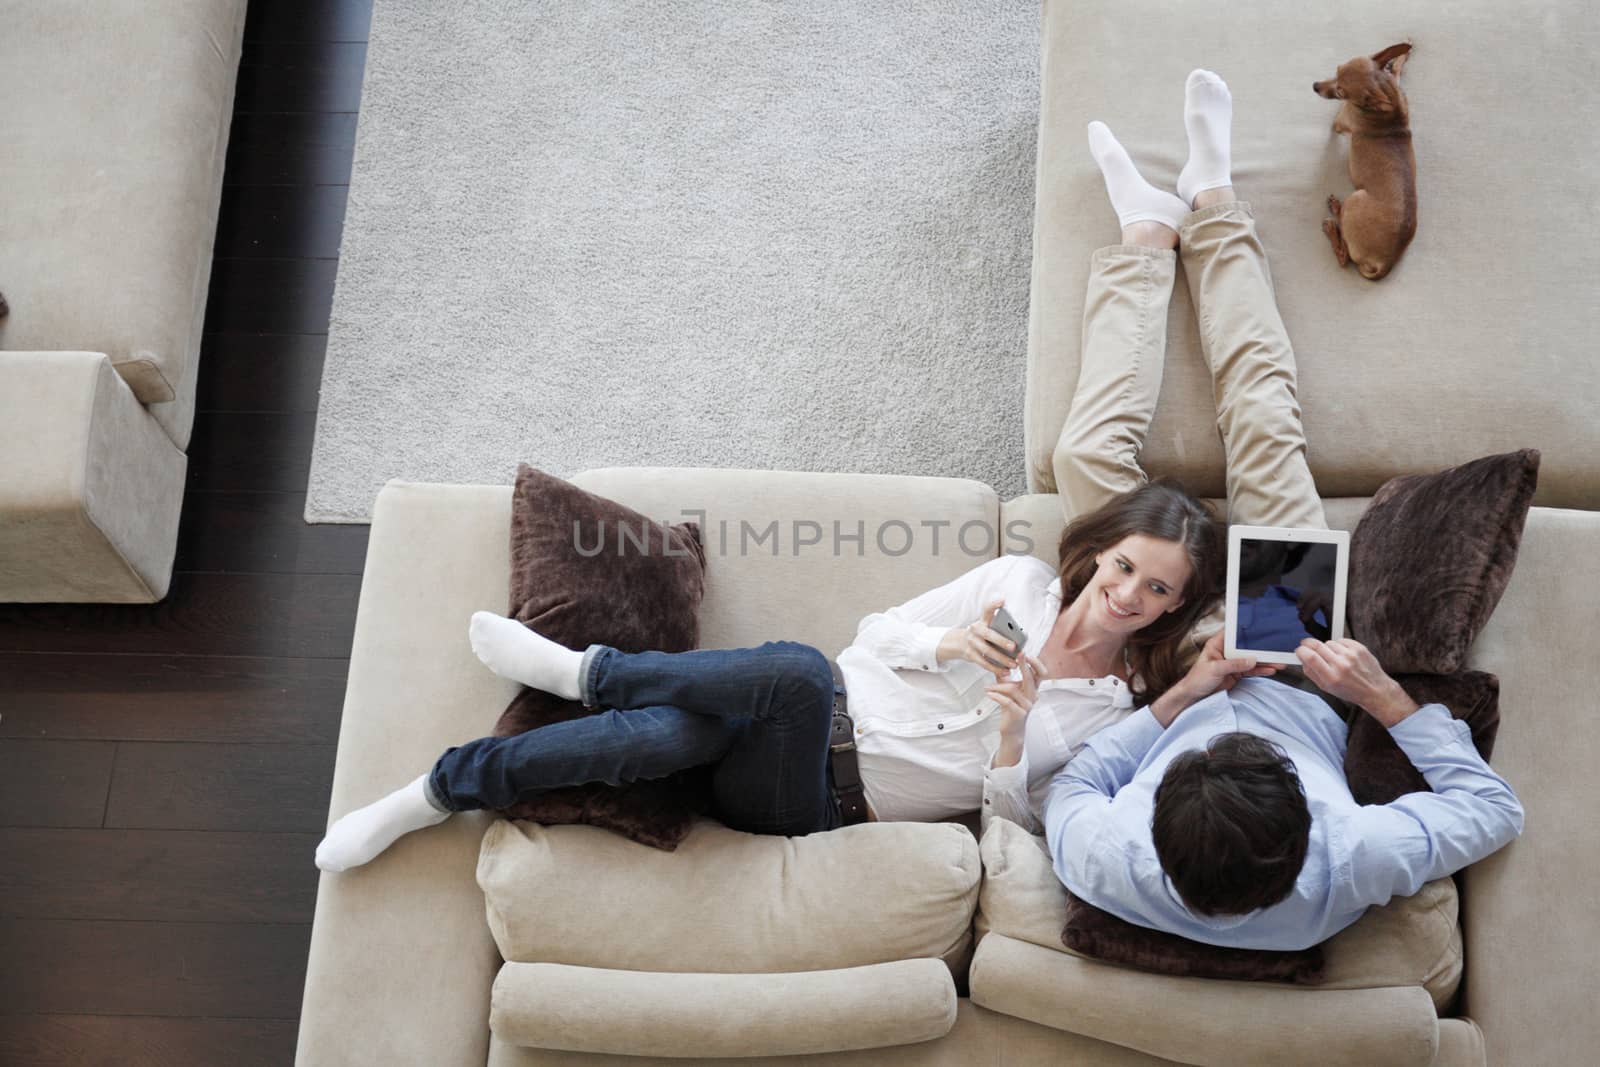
1225,525,1350,665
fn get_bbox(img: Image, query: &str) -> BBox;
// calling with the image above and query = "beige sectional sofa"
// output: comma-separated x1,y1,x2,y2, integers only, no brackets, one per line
0,0,247,602
300,473,1596,1066
302,0,1598,1062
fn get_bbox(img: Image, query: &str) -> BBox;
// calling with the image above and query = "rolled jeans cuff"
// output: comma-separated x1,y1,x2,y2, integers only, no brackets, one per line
423,768,454,813
578,643,607,707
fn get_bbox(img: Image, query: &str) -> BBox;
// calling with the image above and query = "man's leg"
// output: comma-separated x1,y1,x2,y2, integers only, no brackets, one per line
1052,124,1185,520
1170,71,1324,530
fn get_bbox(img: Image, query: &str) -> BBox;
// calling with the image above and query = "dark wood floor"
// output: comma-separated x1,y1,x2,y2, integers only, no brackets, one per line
0,2,375,1062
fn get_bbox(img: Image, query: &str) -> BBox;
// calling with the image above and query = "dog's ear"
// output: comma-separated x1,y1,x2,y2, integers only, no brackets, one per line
1371,42,1411,78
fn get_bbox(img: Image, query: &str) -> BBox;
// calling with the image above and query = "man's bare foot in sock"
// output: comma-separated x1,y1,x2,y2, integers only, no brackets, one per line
315,772,451,872
1089,121,1186,252
1177,70,1234,207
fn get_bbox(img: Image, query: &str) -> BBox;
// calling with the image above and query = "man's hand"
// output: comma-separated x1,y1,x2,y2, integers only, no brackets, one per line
1150,632,1278,728
1296,637,1418,727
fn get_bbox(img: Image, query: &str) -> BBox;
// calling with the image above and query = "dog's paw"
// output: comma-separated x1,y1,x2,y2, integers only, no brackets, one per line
1326,195,1343,217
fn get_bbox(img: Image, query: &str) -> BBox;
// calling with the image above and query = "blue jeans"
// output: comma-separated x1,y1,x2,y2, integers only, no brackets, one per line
426,641,842,836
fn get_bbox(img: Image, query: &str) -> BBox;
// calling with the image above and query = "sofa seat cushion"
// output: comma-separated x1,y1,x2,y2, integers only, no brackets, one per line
1025,0,1600,508
0,0,247,448
478,817,980,973
978,817,1462,1010
489,958,957,1058
971,933,1442,1067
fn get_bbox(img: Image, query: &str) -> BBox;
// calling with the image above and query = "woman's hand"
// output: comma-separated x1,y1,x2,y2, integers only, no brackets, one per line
988,655,1046,770
988,654,1047,732
1151,632,1279,727
936,597,1023,680
1296,637,1418,727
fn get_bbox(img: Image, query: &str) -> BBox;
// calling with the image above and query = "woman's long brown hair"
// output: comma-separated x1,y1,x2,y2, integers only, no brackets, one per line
1055,478,1225,704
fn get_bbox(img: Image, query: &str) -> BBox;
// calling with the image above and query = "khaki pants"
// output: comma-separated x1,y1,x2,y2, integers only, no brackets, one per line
1051,201,1327,532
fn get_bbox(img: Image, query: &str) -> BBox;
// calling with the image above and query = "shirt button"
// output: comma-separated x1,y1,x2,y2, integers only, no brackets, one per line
1088,679,1096,686
937,723,945,730
983,798,991,805
856,725,865,735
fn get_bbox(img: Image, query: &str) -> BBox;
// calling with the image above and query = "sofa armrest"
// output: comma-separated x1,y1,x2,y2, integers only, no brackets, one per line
970,933,1439,1067
0,351,185,602
1456,506,1600,1064
296,483,518,1066
490,959,957,1058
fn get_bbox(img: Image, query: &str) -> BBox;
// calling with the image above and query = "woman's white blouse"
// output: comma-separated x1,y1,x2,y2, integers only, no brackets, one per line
836,553,1135,833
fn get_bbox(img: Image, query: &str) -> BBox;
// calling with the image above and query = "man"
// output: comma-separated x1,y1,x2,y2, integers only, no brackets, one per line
1040,633,1524,950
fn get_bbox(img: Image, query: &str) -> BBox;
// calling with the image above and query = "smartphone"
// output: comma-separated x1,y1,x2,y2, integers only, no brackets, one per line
988,605,1028,670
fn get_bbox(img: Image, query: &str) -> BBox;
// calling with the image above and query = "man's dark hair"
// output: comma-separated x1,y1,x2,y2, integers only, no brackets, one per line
1150,732,1313,917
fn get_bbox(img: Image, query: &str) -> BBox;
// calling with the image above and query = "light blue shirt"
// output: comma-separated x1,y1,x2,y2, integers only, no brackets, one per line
1040,676,1525,950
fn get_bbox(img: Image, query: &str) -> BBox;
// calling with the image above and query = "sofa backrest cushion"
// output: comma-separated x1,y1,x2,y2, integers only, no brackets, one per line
571,467,1000,658
1025,0,1600,509
979,816,1462,1011
0,0,247,449
478,818,981,973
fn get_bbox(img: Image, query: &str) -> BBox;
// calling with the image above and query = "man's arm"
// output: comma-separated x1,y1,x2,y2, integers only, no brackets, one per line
1297,638,1524,903
1041,706,1165,892
1346,703,1524,902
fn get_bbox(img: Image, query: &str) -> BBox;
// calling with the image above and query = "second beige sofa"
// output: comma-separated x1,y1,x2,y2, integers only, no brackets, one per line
0,0,247,602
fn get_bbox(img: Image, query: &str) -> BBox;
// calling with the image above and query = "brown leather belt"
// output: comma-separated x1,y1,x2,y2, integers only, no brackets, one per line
828,662,870,826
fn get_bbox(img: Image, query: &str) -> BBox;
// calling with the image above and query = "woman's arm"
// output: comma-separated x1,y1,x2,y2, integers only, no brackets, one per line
851,555,1025,672
982,746,1043,836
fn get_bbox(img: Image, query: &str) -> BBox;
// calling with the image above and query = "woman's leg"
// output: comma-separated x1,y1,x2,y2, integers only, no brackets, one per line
426,705,740,811
1052,124,1185,520
314,707,739,872
1173,73,1326,531
316,635,838,870
444,638,840,833
584,641,840,836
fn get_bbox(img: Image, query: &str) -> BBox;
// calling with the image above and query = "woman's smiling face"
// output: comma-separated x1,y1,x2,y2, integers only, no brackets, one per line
1085,533,1192,634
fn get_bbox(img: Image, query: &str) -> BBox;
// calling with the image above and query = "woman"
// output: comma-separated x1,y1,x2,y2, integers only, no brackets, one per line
315,68,1308,870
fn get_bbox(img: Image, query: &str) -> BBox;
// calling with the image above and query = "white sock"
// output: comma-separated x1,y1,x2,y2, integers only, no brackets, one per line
469,610,584,700
315,772,450,872
1176,69,1233,206
1086,121,1189,233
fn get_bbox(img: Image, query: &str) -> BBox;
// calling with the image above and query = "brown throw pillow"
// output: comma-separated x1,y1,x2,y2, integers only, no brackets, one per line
489,464,712,850
1344,671,1500,806
1347,450,1539,674
1062,891,1325,984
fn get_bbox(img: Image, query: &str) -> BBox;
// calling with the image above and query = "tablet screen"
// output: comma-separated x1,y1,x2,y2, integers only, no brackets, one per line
1236,536,1341,653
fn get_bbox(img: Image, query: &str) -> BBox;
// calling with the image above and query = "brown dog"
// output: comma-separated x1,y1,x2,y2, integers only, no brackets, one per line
1313,43,1416,280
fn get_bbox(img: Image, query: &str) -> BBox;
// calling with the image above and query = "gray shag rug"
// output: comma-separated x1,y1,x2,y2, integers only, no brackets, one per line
306,1,1040,523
